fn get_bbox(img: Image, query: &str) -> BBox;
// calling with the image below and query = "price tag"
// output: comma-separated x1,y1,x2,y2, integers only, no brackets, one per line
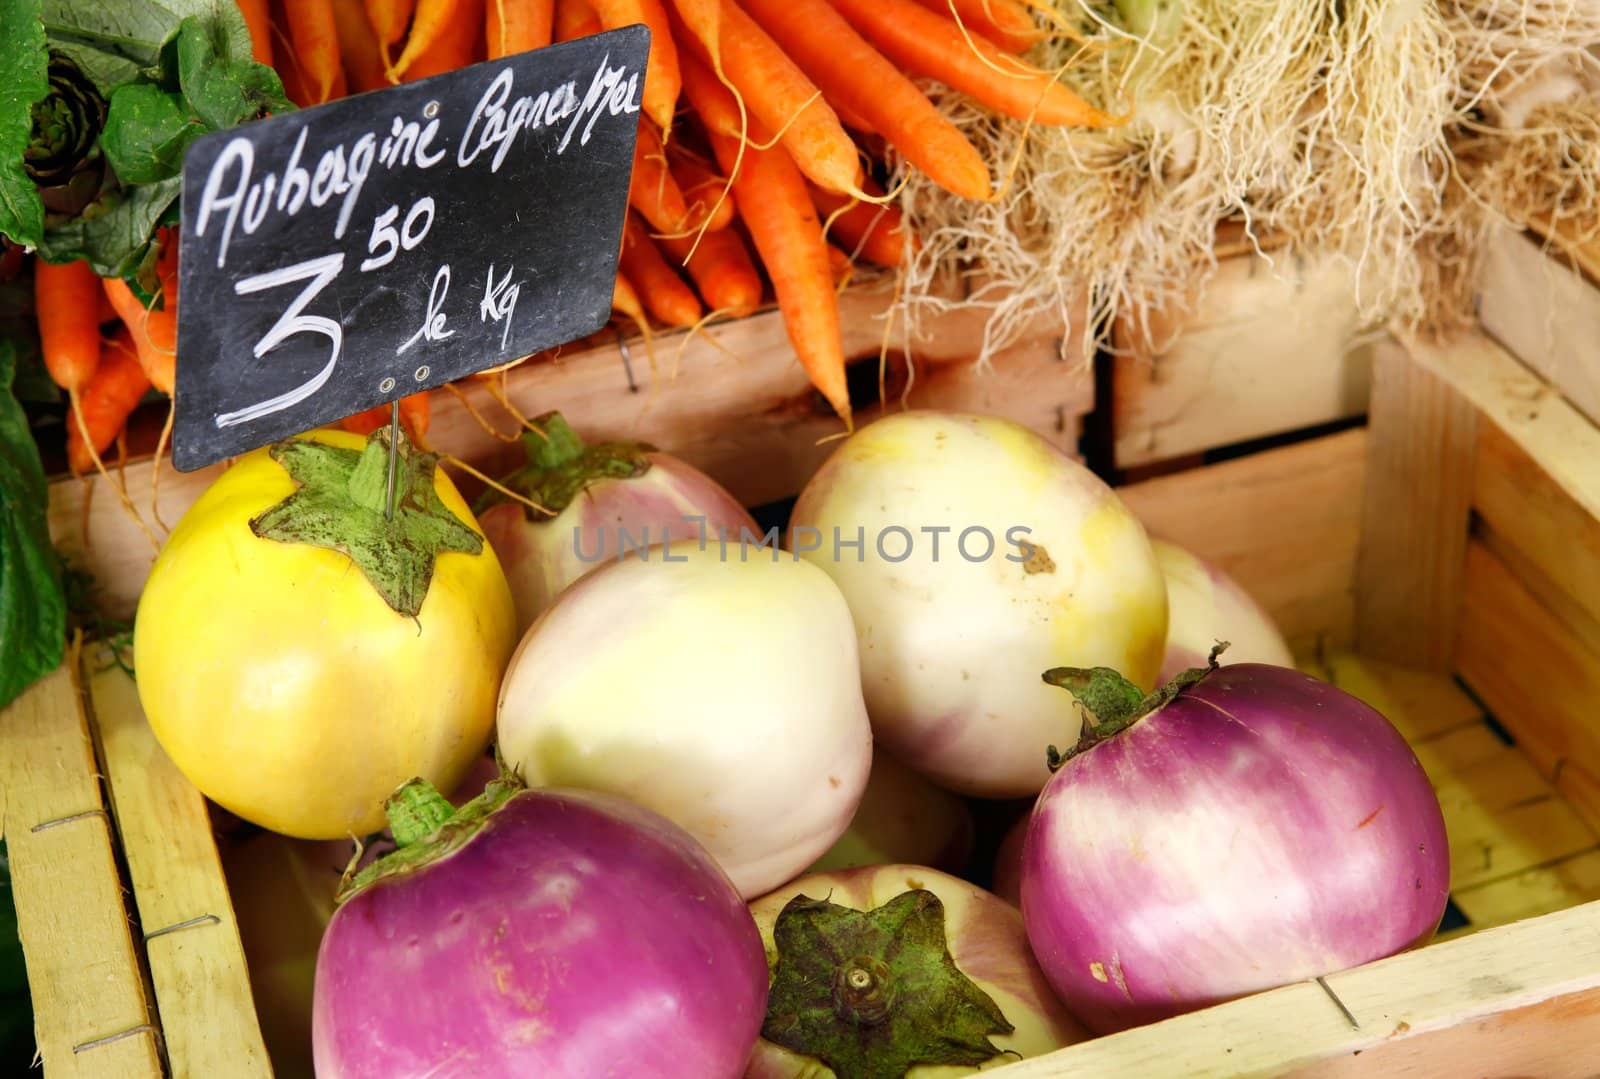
171,27,649,472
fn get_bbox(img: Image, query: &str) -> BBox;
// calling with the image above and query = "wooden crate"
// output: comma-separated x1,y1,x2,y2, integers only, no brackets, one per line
4,225,1600,1078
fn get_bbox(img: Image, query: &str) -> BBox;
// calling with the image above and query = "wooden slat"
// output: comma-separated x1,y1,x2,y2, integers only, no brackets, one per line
1319,654,1482,744
1473,420,1600,635
1110,251,1373,467
1286,984,1600,1078
0,663,162,1078
48,275,1090,624
1456,541,1600,826
1354,338,1477,669
1117,428,1367,656
1400,330,1600,526
83,646,272,1079
1477,224,1600,428
989,899,1600,1077
1452,849,1600,935
1438,779,1596,892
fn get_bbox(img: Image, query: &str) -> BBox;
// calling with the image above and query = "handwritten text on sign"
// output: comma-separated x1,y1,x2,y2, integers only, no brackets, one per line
172,27,648,472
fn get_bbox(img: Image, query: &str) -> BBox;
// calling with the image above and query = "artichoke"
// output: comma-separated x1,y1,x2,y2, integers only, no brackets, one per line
24,51,108,219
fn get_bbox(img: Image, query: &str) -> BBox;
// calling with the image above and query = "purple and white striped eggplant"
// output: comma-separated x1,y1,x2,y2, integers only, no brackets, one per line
312,770,770,1078
476,411,758,636
1019,651,1449,1034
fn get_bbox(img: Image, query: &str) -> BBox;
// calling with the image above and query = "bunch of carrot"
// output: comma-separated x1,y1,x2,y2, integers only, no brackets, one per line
240,0,1120,431
36,0,1115,493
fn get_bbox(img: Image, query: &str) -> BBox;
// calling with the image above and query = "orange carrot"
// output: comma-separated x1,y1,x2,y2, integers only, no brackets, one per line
826,0,1120,127
629,118,693,234
707,125,848,425
671,0,862,194
667,149,736,231
239,0,275,65
588,0,680,133
809,179,910,265
365,0,417,47
675,46,744,137
399,389,431,438
340,393,431,438
909,0,1039,53
102,272,177,397
67,327,150,476
826,243,851,284
618,212,703,327
612,271,647,327
390,0,485,81
657,226,763,316
331,0,392,92
554,0,602,39
340,404,390,435
488,0,554,55
35,260,103,393
284,0,345,103
741,0,991,200
269,0,319,105
97,286,116,326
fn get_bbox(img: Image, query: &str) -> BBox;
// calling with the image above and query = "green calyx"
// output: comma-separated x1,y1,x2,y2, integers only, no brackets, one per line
336,753,524,905
475,410,655,521
1042,641,1230,771
248,427,483,618
761,889,1015,1079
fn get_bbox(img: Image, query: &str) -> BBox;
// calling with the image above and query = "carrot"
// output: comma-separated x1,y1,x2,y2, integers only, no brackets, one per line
667,149,736,231
612,271,648,327
809,178,910,265
908,0,1039,54
707,125,849,426
675,47,744,137
629,118,694,234
239,0,275,65
35,260,103,393
740,0,991,200
825,243,851,285
67,327,150,476
554,0,602,39
340,404,390,435
587,0,679,133
618,212,702,327
269,0,321,105
670,0,863,195
284,0,345,103
488,0,554,55
657,226,763,316
389,0,485,81
103,271,177,397
331,0,392,92
399,389,431,438
827,0,1119,127
365,0,417,47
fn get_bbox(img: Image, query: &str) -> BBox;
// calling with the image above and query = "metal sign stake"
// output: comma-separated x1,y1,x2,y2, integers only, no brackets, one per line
384,400,400,521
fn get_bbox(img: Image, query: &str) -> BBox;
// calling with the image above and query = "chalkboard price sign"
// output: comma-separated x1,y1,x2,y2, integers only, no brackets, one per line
171,26,649,472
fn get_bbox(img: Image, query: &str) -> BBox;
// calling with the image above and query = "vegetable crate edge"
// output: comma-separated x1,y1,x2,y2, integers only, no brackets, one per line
7,223,1600,1078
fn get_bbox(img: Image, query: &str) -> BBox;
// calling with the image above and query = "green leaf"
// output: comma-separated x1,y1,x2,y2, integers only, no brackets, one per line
0,0,50,248
101,81,199,183
33,4,288,275
174,16,290,130
36,172,174,277
41,0,255,89
0,338,66,712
